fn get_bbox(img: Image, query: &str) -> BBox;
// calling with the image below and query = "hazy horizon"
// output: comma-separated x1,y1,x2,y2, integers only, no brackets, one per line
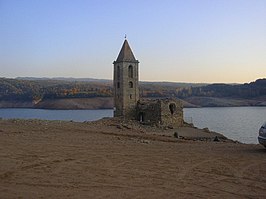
1,0,265,83
0,76,265,84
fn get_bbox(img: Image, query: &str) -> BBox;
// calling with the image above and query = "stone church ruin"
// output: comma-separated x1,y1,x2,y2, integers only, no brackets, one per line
113,39,183,127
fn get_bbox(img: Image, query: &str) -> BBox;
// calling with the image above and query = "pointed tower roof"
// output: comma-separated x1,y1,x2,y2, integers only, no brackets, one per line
115,39,138,63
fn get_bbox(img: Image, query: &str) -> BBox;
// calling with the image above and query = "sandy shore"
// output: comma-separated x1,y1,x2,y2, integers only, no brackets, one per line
0,118,266,198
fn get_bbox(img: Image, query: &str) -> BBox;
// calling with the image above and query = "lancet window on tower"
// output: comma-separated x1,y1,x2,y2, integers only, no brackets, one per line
129,81,133,88
117,65,120,80
128,65,133,78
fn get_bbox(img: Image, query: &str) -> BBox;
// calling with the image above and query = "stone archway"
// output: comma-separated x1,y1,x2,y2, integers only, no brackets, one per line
169,103,176,115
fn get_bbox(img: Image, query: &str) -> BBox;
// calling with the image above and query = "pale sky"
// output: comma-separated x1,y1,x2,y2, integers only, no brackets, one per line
0,0,265,83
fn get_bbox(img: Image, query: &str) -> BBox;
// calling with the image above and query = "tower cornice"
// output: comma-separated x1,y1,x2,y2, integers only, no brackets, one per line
113,60,139,64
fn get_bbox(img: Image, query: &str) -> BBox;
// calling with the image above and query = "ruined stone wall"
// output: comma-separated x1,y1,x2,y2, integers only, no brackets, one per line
136,99,161,125
159,99,183,127
136,98,183,127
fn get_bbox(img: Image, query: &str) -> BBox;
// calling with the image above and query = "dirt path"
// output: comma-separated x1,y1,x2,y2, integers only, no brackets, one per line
0,119,266,198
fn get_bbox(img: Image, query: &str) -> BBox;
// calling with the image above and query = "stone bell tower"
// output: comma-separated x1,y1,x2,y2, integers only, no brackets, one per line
113,39,139,118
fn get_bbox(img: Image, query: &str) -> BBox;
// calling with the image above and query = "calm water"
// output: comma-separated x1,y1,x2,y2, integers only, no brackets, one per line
0,108,113,122
184,107,266,144
0,107,265,144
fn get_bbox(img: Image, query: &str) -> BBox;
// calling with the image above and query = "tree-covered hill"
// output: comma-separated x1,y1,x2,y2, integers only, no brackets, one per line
0,78,112,101
0,77,265,108
175,79,266,99
0,77,208,101
140,79,266,99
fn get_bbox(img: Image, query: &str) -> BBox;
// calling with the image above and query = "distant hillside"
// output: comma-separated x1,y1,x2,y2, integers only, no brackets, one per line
0,78,112,101
177,79,266,99
16,77,112,83
16,77,207,88
0,77,265,109
141,79,266,100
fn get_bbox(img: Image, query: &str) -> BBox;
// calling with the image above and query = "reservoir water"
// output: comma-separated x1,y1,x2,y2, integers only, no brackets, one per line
184,107,266,144
0,108,113,122
0,107,265,144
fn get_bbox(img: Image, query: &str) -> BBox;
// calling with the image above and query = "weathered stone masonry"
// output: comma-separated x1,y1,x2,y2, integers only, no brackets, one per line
113,39,183,127
137,98,183,127
113,39,139,119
